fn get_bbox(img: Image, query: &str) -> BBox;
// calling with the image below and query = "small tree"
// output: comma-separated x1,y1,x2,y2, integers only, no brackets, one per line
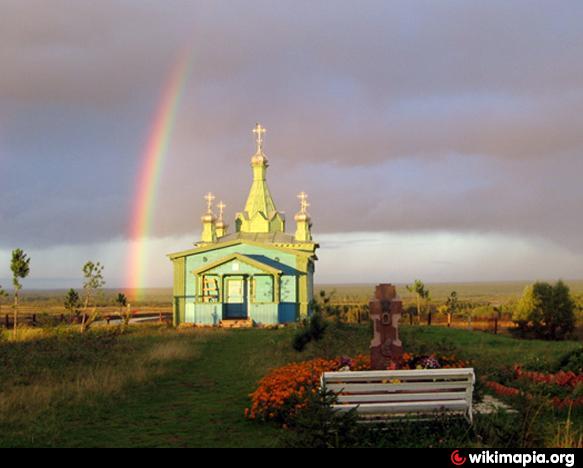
313,290,340,319
0,285,8,324
445,291,460,327
115,293,131,329
406,280,429,325
513,281,576,340
64,289,82,322
11,249,31,339
81,261,105,333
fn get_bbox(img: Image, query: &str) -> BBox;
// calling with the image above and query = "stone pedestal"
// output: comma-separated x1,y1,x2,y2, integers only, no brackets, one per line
370,284,403,370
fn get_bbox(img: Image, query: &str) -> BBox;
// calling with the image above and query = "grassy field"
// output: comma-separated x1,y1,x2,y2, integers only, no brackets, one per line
0,324,580,448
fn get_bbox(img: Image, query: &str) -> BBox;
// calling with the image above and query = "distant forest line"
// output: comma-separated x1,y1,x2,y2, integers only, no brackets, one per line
9,280,583,307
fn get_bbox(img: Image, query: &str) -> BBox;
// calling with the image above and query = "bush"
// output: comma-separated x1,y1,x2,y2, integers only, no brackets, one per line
513,281,576,340
558,348,583,373
281,389,361,448
292,313,328,352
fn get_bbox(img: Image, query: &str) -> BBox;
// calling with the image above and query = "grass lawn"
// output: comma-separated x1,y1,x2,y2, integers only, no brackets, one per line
0,324,580,448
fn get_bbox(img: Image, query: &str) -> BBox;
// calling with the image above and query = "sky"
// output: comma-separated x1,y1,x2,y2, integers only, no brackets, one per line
1,0,582,289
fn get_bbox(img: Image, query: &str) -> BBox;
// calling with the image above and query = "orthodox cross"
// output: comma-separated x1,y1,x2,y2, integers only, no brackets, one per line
217,201,226,221
253,123,266,152
297,191,310,214
204,192,215,214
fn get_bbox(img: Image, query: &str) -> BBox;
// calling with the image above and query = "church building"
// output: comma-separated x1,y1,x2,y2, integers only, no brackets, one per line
168,124,318,327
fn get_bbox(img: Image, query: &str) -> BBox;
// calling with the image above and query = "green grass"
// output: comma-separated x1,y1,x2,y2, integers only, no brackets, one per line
0,324,580,448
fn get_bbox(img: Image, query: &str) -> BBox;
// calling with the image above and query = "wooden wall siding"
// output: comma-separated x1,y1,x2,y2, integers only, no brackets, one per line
254,275,274,303
178,301,298,325
173,257,186,326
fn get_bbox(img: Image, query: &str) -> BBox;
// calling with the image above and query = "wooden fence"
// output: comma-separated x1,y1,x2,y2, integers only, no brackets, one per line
1,311,173,329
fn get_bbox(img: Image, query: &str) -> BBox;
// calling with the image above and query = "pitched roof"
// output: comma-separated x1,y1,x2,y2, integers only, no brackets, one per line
167,237,318,260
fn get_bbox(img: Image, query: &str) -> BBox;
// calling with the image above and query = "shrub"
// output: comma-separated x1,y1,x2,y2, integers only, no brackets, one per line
281,389,361,448
513,281,576,340
558,348,583,374
292,313,328,352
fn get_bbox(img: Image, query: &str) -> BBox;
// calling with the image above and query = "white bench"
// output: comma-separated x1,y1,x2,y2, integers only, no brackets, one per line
321,368,475,424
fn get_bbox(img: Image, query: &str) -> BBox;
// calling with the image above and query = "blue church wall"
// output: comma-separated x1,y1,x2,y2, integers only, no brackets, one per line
185,302,222,326
182,302,297,325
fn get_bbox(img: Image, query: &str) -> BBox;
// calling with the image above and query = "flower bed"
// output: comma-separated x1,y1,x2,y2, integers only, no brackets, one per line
486,366,583,410
246,352,469,422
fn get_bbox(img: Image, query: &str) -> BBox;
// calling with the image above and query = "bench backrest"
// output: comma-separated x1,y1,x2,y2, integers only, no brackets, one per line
322,368,475,407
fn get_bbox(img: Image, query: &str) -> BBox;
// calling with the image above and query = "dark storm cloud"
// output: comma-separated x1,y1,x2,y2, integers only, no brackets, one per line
1,0,582,254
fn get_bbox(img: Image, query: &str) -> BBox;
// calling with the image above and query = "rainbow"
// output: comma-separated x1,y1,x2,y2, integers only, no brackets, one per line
126,50,193,300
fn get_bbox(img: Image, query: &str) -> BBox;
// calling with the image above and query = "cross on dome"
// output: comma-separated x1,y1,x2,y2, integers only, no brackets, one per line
252,123,266,153
297,192,310,214
204,192,215,214
217,201,226,221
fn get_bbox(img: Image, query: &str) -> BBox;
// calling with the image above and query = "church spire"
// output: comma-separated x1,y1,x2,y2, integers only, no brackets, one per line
236,123,285,234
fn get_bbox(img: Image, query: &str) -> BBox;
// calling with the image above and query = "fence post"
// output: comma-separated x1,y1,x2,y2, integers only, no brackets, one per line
494,317,498,335
32,314,37,326
427,311,432,326
5,314,9,329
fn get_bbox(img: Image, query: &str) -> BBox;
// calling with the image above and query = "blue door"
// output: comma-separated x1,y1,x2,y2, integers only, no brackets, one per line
224,278,247,318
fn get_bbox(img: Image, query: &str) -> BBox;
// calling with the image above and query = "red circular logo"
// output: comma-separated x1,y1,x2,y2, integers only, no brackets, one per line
451,450,467,466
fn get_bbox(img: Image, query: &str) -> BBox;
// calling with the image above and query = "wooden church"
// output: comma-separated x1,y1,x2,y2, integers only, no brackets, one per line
168,124,318,327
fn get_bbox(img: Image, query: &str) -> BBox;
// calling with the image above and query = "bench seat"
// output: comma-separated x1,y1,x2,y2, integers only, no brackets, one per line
322,368,475,424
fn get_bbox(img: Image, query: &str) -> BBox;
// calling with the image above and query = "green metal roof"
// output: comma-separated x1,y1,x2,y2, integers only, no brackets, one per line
167,238,317,261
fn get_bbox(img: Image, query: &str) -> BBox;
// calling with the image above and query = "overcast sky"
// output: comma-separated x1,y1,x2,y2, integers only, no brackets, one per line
1,0,582,288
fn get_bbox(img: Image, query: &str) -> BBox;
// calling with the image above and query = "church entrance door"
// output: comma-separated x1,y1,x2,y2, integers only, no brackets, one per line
224,277,247,318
